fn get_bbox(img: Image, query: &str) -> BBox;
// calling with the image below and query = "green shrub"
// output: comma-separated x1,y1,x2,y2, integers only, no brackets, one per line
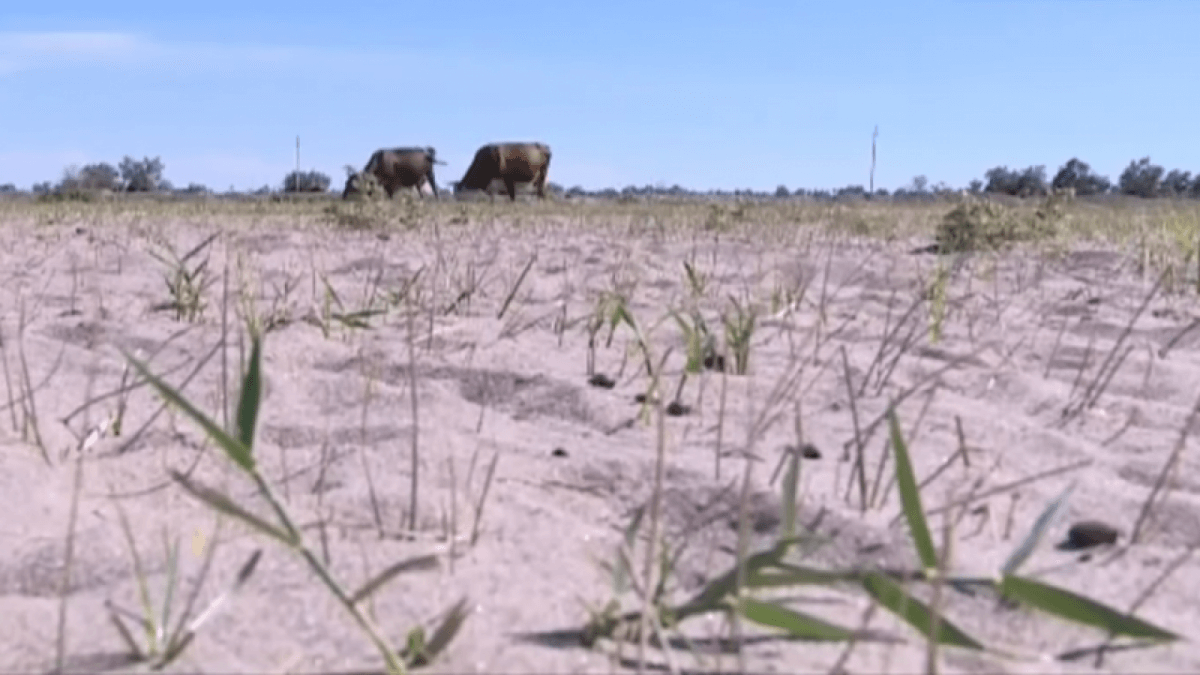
936,193,1064,252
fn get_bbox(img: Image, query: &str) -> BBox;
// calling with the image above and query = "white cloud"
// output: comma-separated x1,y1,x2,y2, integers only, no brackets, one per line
0,30,519,83
0,31,142,72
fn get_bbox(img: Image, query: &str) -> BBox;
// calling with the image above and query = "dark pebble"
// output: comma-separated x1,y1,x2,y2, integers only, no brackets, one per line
703,353,726,372
551,447,568,458
800,443,821,459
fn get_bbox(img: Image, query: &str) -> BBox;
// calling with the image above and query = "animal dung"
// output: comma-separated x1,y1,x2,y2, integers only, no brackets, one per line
588,373,615,389
665,401,691,417
703,353,727,372
1065,520,1119,549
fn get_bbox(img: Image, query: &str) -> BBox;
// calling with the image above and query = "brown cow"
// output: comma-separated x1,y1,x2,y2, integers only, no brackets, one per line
343,147,444,199
454,142,552,202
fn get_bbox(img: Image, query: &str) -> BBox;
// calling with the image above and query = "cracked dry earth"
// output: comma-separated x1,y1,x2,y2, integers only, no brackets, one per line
2,213,1199,674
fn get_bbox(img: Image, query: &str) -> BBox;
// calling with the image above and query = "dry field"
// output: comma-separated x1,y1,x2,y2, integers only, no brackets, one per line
3,194,1200,674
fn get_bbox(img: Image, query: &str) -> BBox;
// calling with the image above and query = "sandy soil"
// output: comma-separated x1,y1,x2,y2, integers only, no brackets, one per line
1,210,1198,674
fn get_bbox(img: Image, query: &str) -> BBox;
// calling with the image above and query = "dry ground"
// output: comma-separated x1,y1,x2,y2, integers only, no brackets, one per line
2,196,1200,674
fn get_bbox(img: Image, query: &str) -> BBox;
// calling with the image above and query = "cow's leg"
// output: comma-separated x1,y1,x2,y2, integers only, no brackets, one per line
428,171,440,200
505,178,517,202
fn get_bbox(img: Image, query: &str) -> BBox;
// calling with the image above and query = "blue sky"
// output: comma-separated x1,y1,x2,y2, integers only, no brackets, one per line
1,1,1197,193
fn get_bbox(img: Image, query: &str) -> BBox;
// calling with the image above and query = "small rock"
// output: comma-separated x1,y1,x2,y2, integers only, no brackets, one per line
800,443,821,459
703,353,726,372
551,447,568,458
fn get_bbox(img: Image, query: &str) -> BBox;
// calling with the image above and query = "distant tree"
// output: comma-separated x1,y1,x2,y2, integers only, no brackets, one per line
57,163,121,191
775,184,789,198
253,185,273,196
566,185,586,197
0,183,15,193
968,179,983,194
182,183,210,194
1161,169,1192,196
32,181,52,194
1118,157,1164,198
836,185,867,197
1191,175,1200,199
283,170,330,193
910,175,929,193
1051,158,1111,196
874,188,889,198
120,156,168,192
984,165,1047,197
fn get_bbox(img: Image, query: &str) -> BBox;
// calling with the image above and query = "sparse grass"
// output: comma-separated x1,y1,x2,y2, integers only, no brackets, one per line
303,271,389,339
124,330,469,673
148,232,219,322
582,407,1180,668
4,192,1200,673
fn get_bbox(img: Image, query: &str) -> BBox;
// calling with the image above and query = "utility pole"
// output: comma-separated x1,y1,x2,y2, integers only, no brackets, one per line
869,125,878,198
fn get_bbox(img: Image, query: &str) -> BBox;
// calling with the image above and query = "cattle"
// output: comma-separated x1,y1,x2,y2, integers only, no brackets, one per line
342,147,444,199
454,142,552,202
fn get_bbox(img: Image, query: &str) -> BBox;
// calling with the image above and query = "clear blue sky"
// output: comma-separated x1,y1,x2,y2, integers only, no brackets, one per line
2,1,1197,193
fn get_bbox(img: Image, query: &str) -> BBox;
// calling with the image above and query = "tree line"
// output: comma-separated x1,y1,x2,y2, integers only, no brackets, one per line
3,155,1197,201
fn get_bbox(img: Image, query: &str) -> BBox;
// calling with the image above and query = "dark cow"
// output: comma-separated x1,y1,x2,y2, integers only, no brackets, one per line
454,142,552,202
343,147,444,199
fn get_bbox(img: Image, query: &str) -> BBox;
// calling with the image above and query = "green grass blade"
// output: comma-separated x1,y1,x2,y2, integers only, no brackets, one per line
999,575,1179,641
154,632,196,670
677,543,791,616
780,448,800,540
349,555,439,605
887,406,938,570
1000,482,1075,576
862,572,984,650
170,472,294,545
613,506,645,595
105,602,145,661
749,563,862,588
159,530,180,647
114,502,158,653
235,334,262,454
321,275,345,310
405,597,471,667
671,312,703,373
736,596,856,640
187,549,263,635
124,350,255,473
